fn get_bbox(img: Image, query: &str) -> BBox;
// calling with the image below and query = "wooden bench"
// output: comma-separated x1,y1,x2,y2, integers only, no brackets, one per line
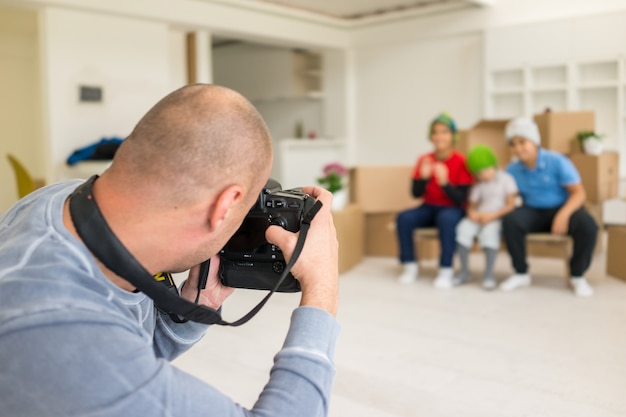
414,228,572,278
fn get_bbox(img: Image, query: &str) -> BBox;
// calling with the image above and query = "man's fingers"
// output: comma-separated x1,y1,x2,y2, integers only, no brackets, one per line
300,186,333,208
208,255,220,278
266,225,298,262
301,185,332,200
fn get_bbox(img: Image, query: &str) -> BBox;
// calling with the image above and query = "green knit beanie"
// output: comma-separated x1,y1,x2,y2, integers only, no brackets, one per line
429,112,458,142
467,145,498,174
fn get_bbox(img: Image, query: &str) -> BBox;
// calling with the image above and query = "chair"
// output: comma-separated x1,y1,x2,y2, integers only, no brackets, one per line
6,154,44,199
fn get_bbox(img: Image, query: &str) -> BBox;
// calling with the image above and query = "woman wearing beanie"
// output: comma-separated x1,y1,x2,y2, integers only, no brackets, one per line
501,117,598,297
396,113,473,288
454,145,518,290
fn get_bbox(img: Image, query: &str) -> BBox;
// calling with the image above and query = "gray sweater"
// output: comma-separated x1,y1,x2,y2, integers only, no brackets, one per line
0,181,340,417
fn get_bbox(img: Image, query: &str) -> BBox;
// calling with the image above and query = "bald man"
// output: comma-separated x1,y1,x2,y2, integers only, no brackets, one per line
0,84,340,417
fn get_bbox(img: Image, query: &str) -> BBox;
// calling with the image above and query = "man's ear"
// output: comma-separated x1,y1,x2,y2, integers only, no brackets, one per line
208,184,245,231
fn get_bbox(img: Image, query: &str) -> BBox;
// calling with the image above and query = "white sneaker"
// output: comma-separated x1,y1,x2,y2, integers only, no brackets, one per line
570,277,594,297
499,273,531,291
398,262,418,284
434,267,454,289
483,278,497,291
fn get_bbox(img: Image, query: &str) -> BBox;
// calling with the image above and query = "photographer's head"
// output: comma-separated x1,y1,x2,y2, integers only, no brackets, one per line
90,84,272,276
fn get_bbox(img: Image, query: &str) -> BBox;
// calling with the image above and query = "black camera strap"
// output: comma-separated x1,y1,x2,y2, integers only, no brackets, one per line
69,175,322,327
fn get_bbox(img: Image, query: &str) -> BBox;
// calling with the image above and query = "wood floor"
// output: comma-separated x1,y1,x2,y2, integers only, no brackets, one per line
173,244,626,417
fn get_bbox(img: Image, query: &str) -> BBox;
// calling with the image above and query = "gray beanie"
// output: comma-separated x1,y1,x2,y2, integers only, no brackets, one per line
505,117,541,146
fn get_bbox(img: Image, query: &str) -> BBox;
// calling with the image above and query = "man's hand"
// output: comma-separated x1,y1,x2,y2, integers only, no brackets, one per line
180,256,235,310
265,187,339,316
552,210,570,235
433,163,449,186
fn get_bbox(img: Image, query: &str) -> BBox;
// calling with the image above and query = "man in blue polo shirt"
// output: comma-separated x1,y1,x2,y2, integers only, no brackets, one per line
500,117,597,297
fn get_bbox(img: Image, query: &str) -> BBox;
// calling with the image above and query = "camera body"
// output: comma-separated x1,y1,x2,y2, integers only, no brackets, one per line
219,179,315,292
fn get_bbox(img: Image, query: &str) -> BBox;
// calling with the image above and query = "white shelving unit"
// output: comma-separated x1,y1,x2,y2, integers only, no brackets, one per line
486,68,525,118
530,64,568,114
486,56,626,178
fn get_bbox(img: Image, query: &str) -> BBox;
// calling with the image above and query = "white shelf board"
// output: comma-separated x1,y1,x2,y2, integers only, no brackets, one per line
577,81,619,89
489,88,524,95
530,85,568,93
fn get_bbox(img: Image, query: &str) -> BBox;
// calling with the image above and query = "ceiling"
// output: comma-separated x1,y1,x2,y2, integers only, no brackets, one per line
242,0,493,20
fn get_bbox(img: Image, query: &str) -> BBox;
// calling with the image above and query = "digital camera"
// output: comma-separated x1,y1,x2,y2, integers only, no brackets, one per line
218,179,316,292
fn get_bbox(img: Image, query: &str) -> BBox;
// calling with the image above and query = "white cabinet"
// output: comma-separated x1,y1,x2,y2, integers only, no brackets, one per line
213,43,322,102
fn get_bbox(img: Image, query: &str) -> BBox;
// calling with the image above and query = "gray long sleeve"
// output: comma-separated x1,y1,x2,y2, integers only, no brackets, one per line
0,181,340,417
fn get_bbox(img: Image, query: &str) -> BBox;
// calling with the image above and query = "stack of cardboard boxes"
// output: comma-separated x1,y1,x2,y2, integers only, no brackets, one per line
331,204,365,274
349,165,439,260
540,114,626,280
534,111,612,255
607,226,626,282
456,119,512,168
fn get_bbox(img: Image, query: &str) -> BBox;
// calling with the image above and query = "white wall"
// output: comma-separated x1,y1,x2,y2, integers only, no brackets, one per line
486,9,626,176
322,49,349,141
486,10,626,70
213,42,328,181
352,33,483,165
5,0,626,181
350,0,626,171
0,5,43,213
352,0,626,48
11,0,351,50
39,7,173,180
168,28,188,91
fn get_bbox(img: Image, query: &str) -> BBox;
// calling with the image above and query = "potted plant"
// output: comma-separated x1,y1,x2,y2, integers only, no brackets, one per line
317,162,349,211
577,131,604,155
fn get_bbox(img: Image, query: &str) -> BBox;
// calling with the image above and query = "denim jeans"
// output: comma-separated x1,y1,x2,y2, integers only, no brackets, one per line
396,203,465,267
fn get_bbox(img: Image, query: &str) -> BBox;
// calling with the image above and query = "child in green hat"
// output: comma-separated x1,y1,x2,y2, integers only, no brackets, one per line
454,145,518,290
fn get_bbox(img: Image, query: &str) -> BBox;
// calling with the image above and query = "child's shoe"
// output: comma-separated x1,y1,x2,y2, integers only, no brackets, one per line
482,277,496,291
433,267,454,289
499,273,531,291
453,271,471,286
570,277,594,297
398,262,418,284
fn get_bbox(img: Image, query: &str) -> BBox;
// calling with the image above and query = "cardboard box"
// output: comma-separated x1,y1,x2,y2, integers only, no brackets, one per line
364,212,398,257
350,166,420,214
331,204,365,274
569,138,582,155
364,212,439,260
607,226,626,282
570,152,619,203
585,202,604,254
534,111,595,154
455,120,512,168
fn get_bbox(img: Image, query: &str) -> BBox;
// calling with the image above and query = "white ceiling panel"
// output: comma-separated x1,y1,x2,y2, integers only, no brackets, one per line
240,0,492,20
